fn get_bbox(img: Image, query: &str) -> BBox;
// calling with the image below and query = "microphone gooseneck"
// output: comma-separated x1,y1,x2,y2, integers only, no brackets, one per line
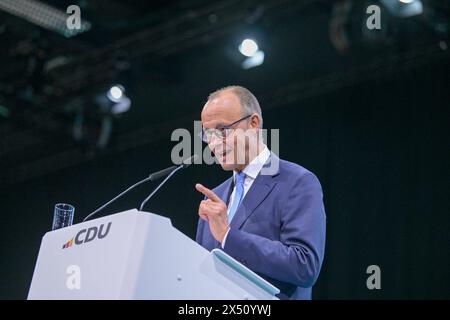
139,154,198,211
83,155,198,222
139,165,183,211
83,176,153,222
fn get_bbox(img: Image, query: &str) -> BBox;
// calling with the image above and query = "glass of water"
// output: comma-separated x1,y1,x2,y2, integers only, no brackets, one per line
52,203,75,230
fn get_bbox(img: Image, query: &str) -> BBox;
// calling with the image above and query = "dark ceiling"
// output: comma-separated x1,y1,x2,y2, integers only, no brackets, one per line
0,0,449,187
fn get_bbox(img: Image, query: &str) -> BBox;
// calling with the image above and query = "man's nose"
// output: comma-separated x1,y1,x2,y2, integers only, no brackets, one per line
209,135,226,151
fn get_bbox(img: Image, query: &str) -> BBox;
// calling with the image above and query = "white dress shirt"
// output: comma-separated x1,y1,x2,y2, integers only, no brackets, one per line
221,145,271,248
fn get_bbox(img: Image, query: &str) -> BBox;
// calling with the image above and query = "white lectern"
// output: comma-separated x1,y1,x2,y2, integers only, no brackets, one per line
28,209,279,300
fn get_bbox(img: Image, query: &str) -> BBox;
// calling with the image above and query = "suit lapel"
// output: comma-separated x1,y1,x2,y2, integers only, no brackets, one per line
216,177,234,204
229,153,280,229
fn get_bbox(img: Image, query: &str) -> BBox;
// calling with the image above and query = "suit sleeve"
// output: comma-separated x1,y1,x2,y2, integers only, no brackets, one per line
195,217,204,245
223,171,326,287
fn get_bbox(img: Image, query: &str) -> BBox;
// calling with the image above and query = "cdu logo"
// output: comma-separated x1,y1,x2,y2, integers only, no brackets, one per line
62,222,112,249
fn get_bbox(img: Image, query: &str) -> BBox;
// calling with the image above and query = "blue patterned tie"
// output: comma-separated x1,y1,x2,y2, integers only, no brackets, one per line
228,171,246,223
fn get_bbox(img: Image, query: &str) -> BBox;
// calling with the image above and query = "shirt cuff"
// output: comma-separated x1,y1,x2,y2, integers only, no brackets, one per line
221,228,231,249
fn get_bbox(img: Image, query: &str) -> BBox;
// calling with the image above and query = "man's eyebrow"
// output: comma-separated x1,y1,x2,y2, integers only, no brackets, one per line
203,122,226,130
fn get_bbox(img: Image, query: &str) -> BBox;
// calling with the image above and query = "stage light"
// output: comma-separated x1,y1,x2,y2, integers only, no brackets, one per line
104,85,131,115
241,50,265,70
107,85,124,102
380,0,423,18
239,39,259,57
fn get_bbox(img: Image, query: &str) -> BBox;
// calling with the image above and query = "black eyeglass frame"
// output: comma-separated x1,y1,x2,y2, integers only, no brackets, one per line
200,114,252,143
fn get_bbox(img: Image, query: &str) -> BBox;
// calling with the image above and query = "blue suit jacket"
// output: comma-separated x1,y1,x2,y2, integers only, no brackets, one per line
196,154,326,299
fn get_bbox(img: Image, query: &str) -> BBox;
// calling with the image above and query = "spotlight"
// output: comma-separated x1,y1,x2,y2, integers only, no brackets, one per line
107,85,124,102
239,39,259,57
241,50,265,70
226,36,265,70
110,96,131,115
97,84,131,115
106,85,131,115
380,0,423,18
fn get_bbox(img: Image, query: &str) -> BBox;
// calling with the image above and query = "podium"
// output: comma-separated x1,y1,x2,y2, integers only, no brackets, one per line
28,209,279,299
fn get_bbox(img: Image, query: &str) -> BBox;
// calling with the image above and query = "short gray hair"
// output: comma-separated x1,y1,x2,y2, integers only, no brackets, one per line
207,85,263,128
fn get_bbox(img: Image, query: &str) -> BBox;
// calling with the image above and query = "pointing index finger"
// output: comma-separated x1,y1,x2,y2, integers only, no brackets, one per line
195,183,221,202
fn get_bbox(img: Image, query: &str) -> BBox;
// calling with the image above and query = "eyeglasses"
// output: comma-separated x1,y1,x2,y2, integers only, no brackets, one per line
200,114,252,143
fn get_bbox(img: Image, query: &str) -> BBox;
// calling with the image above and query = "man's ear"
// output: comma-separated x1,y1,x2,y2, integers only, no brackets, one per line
250,113,261,129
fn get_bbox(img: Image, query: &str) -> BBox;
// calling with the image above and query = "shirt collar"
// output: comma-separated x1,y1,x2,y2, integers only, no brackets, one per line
233,145,271,181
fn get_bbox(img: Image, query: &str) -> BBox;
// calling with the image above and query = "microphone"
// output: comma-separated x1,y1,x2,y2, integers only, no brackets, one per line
82,155,197,222
139,154,198,211
149,165,177,181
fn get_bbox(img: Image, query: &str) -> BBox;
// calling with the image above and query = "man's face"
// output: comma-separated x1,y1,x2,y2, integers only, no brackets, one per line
201,91,258,171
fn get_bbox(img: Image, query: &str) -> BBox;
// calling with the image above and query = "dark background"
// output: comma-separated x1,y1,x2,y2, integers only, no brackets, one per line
0,0,449,299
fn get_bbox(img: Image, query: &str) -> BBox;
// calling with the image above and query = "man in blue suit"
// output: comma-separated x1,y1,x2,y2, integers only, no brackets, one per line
195,86,326,299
